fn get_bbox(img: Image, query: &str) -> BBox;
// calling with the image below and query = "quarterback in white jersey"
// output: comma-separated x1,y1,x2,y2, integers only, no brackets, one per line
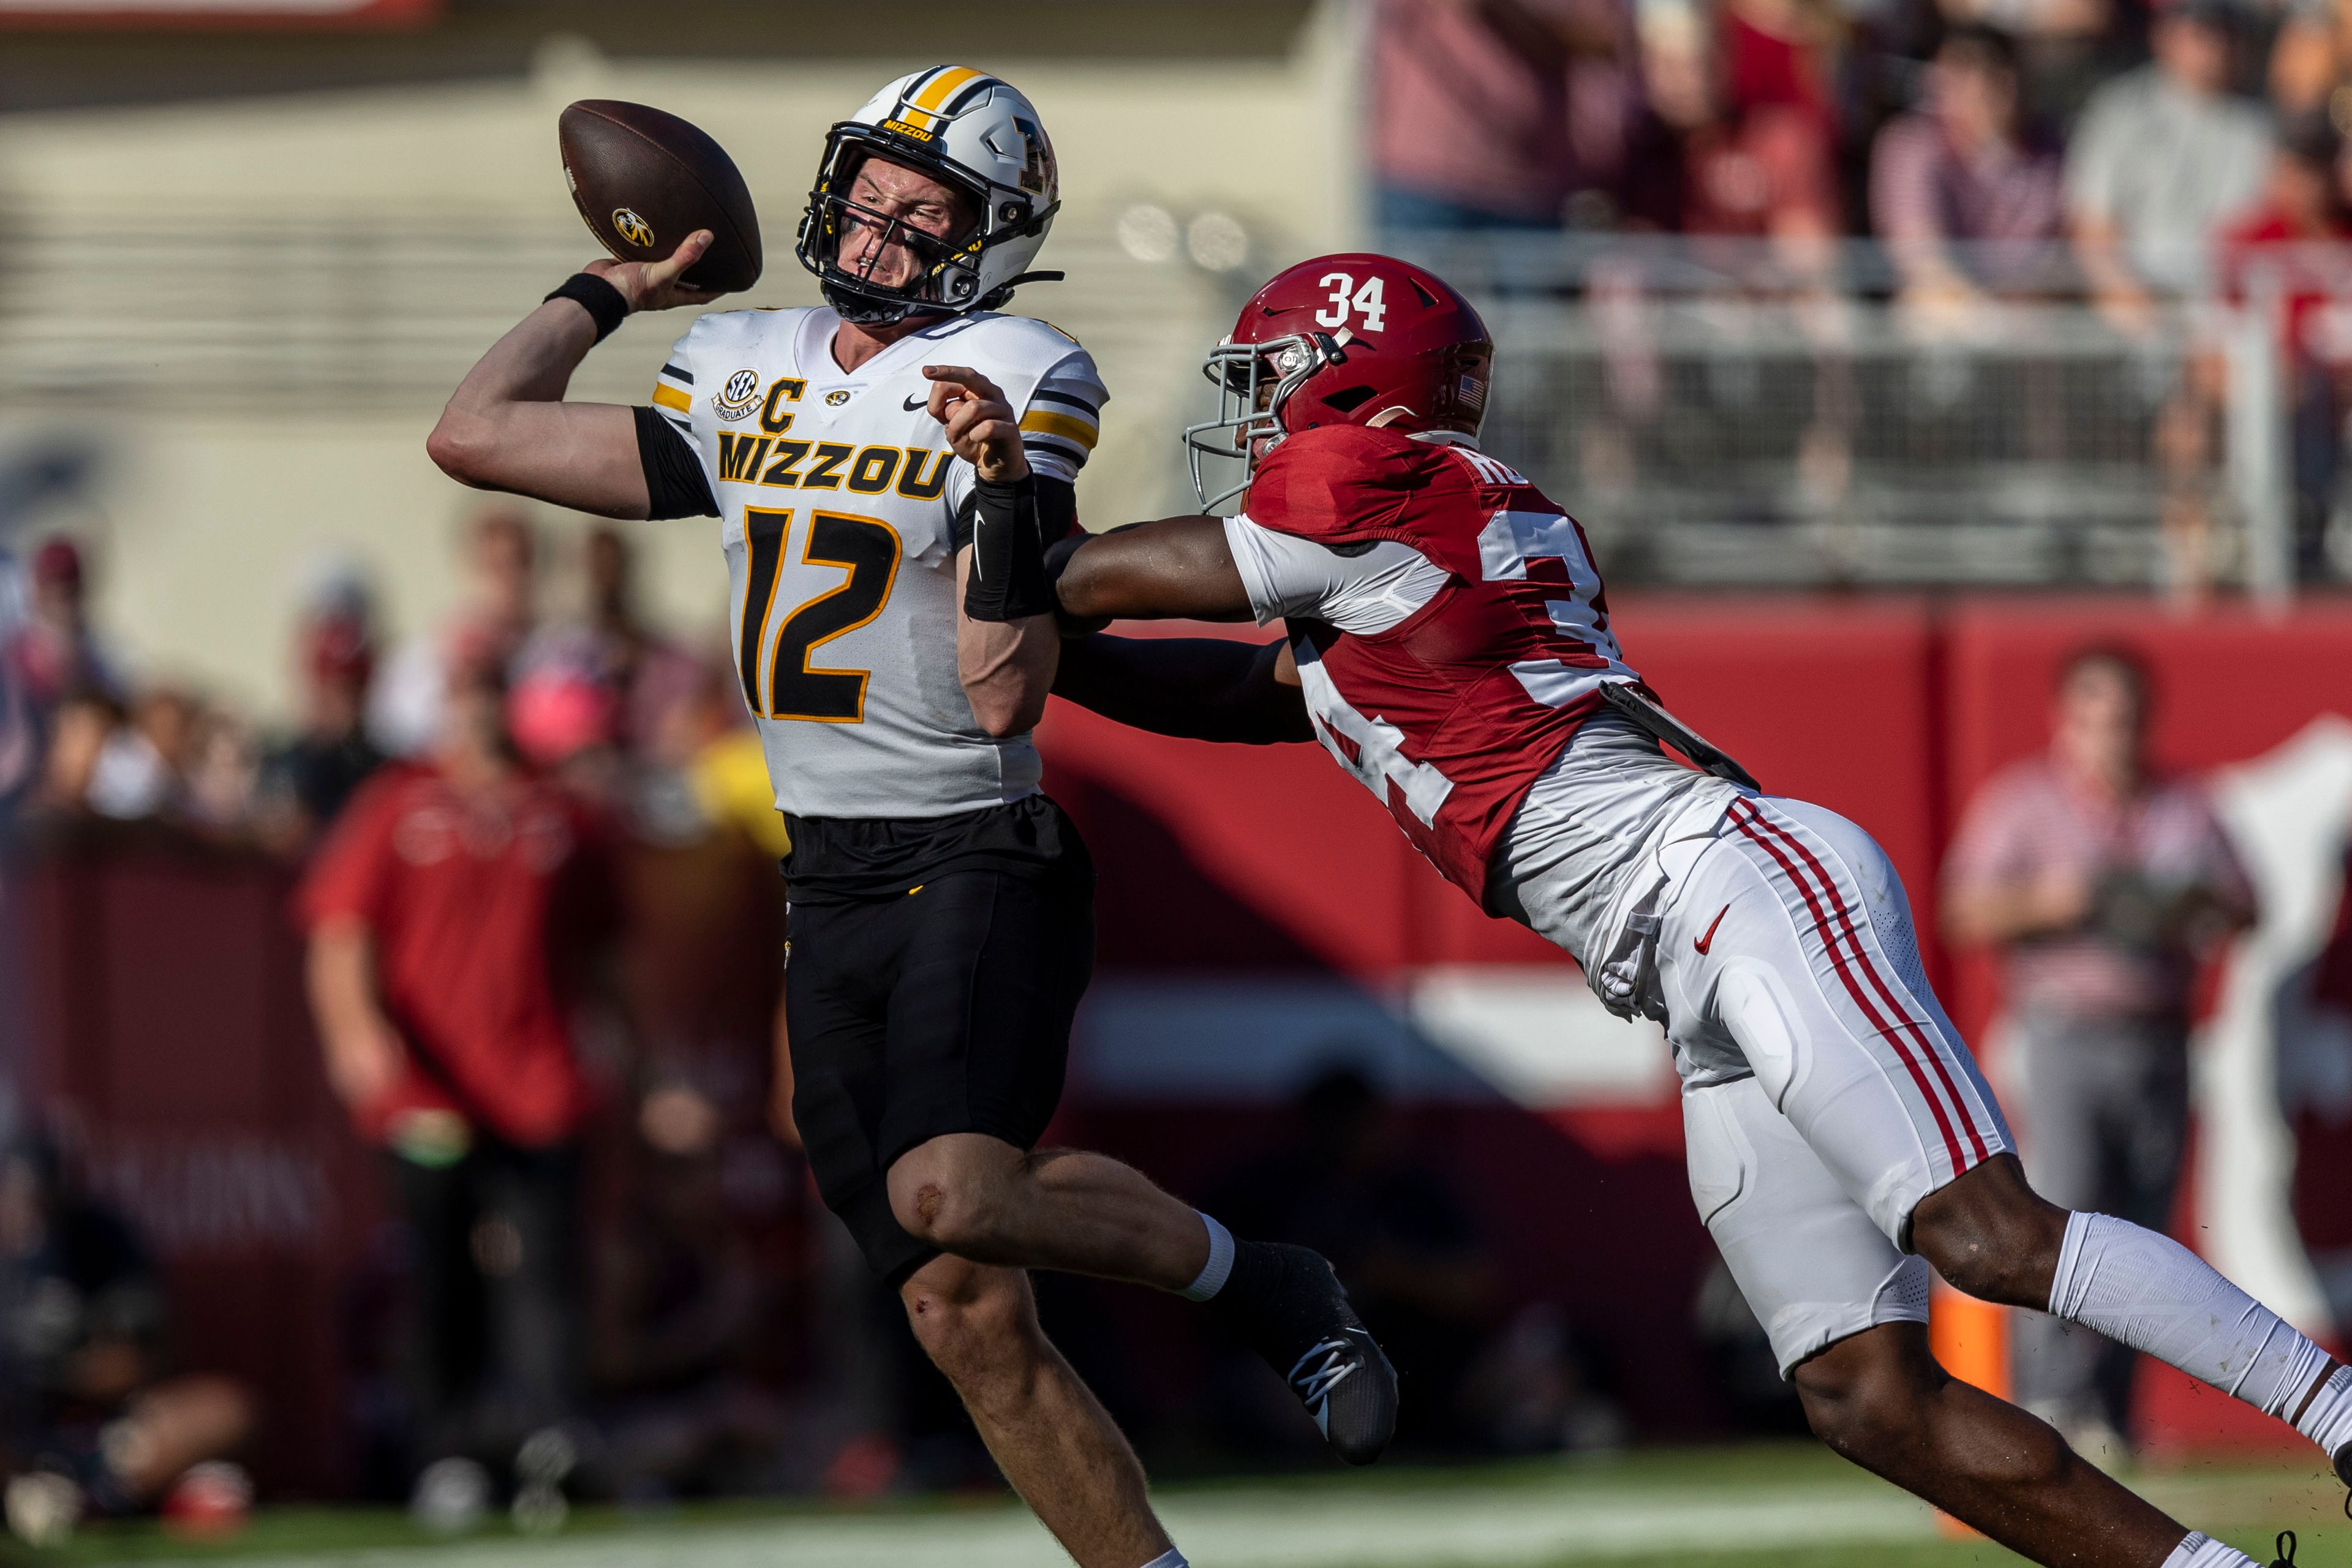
647,303,1105,819
429,68,1395,1568
1031,252,2351,1568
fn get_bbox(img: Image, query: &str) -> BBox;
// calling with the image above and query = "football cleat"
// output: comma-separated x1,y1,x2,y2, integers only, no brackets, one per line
1286,1324,1400,1466
1228,1243,1399,1466
2270,1529,2299,1568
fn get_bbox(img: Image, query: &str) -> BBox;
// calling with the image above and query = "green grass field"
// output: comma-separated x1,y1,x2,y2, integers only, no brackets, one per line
20,1443,2350,1568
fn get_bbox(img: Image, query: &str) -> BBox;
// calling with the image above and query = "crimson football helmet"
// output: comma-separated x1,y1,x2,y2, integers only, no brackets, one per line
1185,253,1494,509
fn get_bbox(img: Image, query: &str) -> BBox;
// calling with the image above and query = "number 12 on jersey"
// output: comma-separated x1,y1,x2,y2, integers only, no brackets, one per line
737,507,902,723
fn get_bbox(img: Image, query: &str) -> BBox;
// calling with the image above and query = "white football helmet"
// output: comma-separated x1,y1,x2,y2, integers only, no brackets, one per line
795,66,1063,326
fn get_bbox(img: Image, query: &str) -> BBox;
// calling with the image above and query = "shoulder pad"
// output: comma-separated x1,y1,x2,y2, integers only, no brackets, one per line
1245,426,1465,543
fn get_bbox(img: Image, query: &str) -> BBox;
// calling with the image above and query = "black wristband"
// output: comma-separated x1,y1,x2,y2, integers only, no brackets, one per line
964,474,1055,623
544,273,629,344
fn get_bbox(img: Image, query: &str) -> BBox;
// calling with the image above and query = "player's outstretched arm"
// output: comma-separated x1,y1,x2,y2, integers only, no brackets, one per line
428,232,719,519
1048,517,1256,623
1054,633,1310,744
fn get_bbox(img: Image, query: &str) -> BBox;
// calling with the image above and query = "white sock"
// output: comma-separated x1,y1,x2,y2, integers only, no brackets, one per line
2162,1531,2263,1568
2049,1213,2332,1427
2293,1363,2352,1459
1178,1213,1234,1302
1139,1551,1188,1568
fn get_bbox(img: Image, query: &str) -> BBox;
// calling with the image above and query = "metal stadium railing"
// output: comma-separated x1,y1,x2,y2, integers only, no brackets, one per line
1,214,2341,594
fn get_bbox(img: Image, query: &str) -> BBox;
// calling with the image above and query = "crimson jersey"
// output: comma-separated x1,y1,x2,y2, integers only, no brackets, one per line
1238,424,1639,900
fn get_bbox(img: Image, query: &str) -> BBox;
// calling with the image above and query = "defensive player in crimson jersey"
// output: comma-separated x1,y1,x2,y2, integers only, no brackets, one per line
930,255,2351,1568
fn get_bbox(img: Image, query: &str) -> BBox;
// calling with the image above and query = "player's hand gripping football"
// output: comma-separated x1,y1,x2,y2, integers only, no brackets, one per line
584,229,723,313
923,365,1031,484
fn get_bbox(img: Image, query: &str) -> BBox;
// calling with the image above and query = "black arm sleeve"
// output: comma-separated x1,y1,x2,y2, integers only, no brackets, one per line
1050,633,1314,745
962,475,1055,622
954,477,1076,548
633,406,719,521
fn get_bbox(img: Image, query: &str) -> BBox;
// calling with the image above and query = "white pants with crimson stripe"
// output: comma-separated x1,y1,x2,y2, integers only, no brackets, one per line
1657,795,2015,1375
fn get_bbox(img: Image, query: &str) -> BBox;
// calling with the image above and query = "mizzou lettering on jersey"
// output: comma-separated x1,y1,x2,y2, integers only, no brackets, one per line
714,433,956,499
1246,424,1637,901
657,303,1109,819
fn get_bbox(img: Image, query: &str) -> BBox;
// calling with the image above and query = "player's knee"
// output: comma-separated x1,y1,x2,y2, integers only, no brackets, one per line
889,1175,1008,1256
900,1268,1040,1386
1793,1335,1940,1460
1909,1156,2068,1306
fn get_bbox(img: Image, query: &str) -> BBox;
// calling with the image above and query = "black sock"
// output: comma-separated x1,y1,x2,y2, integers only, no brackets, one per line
1210,1240,1351,1369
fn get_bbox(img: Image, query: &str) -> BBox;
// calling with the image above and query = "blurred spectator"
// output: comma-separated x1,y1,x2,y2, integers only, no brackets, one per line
254,583,384,854
1870,24,2066,306
0,547,35,823
369,508,538,760
2066,0,2271,326
1623,1,1844,241
297,656,619,1496
1942,646,2255,1457
2066,0,2271,594
1208,1066,1618,1452
507,628,625,804
2217,116,2352,582
4,537,121,718
1370,0,1626,232
580,527,700,763
586,1111,796,1501
0,1134,252,1537
2267,0,2352,122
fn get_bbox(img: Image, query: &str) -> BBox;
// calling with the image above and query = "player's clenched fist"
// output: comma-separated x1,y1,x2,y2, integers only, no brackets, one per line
583,229,722,314
922,364,1030,484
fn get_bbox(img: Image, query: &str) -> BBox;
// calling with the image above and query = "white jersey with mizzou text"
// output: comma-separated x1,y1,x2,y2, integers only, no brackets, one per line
655,306,1106,820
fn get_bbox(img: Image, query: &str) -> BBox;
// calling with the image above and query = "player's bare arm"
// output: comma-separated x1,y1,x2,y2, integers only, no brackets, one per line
926,363,1060,736
1049,515,1256,622
427,232,719,518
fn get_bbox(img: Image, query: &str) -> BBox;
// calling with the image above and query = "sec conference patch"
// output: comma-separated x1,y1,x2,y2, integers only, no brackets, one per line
713,369,761,421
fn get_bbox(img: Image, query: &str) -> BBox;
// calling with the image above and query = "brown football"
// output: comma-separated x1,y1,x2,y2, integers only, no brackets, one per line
558,99,763,295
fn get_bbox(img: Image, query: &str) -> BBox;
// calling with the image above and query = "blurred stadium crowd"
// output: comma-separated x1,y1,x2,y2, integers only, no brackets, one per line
1371,0,2352,590
1374,0,2339,300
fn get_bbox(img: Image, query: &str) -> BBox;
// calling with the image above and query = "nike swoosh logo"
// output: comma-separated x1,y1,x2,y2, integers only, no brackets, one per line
1694,904,1730,955
903,394,927,411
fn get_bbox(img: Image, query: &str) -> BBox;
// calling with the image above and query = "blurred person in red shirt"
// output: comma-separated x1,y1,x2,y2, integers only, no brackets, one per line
298,654,618,1490
1942,646,2256,1459
1621,2,1842,241
1869,24,2066,309
6,538,121,717
1371,0,1630,232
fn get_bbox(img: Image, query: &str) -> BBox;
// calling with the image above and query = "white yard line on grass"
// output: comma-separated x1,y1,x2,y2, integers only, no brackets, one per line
147,1483,1942,1568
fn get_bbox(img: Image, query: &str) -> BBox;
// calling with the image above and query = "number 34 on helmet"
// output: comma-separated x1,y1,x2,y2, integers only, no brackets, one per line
1185,253,1494,510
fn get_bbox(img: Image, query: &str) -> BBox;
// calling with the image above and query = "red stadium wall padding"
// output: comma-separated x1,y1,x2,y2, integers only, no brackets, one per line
18,835,379,1501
